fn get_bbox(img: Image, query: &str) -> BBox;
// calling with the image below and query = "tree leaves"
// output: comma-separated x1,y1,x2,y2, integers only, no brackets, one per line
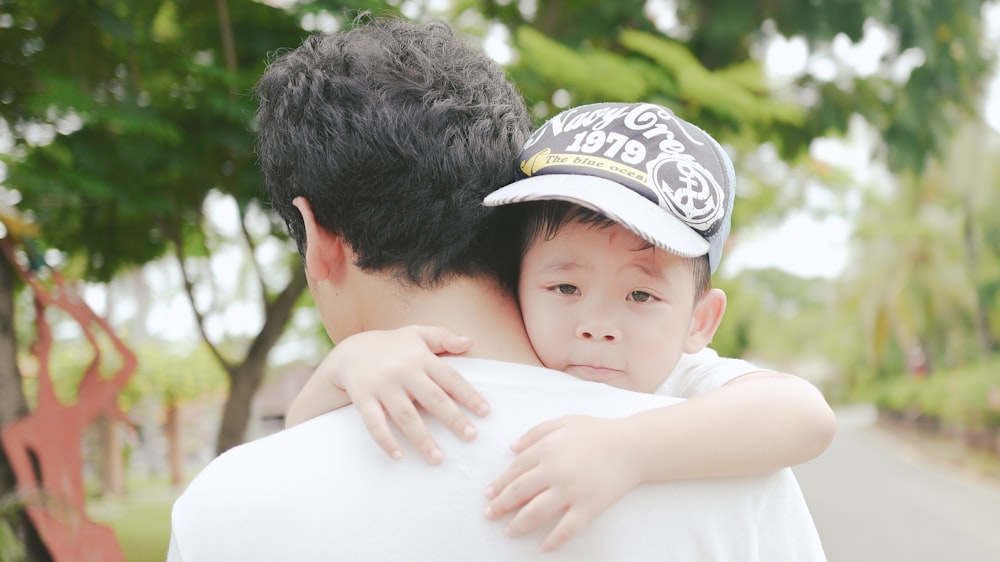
1,0,305,280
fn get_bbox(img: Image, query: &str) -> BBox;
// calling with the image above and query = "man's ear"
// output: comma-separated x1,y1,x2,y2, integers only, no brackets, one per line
292,196,345,282
683,288,727,354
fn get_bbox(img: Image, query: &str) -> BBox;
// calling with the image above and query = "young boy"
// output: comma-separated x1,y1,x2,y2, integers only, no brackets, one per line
285,101,836,551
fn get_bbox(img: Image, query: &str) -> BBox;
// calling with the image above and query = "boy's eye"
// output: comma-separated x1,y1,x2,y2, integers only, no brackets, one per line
555,284,580,295
629,290,653,303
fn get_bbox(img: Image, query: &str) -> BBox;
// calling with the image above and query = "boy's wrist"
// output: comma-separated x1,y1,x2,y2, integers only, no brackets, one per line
317,345,349,392
613,416,652,485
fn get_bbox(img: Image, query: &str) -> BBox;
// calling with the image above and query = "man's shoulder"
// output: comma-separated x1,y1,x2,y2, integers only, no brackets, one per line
176,413,337,500
170,356,825,562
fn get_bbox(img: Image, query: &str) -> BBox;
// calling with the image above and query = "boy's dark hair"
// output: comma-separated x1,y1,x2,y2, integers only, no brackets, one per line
255,18,532,290
514,201,712,299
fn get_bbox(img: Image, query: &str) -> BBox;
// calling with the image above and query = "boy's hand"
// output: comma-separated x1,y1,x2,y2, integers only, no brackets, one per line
482,415,641,552
331,326,489,464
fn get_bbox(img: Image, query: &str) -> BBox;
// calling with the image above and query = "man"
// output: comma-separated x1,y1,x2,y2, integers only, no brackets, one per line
167,18,825,561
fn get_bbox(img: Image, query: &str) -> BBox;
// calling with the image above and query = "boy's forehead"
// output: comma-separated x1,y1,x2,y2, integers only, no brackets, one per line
531,220,684,273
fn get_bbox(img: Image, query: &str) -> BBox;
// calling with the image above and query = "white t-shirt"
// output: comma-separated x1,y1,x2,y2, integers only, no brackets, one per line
167,358,824,562
659,347,762,398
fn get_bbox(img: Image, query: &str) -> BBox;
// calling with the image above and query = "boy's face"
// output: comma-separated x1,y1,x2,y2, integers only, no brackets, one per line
518,220,703,393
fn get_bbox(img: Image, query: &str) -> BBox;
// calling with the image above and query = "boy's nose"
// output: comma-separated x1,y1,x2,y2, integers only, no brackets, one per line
576,321,621,342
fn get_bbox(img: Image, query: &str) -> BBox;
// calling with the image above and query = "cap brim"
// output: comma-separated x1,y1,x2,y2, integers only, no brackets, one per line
485,174,710,259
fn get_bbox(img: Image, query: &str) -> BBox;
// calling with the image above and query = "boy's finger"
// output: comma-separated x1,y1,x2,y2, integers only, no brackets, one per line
484,452,534,500
428,363,490,417
410,325,474,355
503,489,562,538
510,418,561,451
411,381,477,442
485,467,543,520
356,399,402,460
384,395,443,464
539,507,587,552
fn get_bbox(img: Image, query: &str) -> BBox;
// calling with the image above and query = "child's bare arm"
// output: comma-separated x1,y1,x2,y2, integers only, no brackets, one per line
483,372,835,551
284,350,354,427
285,325,490,464
625,371,836,479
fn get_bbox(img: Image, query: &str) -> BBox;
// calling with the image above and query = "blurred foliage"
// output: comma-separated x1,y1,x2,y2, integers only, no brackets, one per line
870,357,1000,433
117,342,228,409
477,0,993,175
3,0,993,281
510,25,805,139
835,122,1000,382
0,0,328,451
19,335,227,412
713,267,835,361
0,0,311,280
711,123,1000,420
0,491,27,562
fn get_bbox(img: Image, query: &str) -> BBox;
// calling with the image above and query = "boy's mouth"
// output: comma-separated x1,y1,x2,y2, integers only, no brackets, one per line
566,364,623,379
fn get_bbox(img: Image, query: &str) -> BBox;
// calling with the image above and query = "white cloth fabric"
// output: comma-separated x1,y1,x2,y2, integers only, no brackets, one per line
167,357,824,562
659,347,762,398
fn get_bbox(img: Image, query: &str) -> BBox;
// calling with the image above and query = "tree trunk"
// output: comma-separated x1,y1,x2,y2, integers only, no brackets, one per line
215,361,265,454
0,251,27,519
0,253,52,561
214,267,308,454
165,400,183,487
95,416,125,497
962,197,996,356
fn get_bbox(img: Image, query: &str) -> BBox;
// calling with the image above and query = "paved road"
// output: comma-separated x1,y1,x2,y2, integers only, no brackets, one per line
794,404,1000,562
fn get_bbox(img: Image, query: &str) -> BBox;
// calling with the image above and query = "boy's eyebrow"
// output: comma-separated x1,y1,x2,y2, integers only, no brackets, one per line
629,262,667,280
542,256,671,286
539,257,586,272
627,253,671,282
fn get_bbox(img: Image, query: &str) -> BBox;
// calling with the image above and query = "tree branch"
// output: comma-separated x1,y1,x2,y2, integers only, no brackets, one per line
167,220,233,373
237,204,268,306
248,265,308,368
215,0,238,73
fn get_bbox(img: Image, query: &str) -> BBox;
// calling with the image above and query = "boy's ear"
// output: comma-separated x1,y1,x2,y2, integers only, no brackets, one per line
292,196,346,282
684,288,727,354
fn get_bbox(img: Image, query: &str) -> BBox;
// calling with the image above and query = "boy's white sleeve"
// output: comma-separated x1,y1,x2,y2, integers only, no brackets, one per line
657,348,767,397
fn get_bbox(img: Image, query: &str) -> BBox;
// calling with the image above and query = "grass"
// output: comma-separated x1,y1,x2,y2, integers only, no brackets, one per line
86,480,179,562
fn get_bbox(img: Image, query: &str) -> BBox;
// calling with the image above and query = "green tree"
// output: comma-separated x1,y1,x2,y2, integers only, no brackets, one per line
473,0,993,172
836,122,1000,384
118,341,228,486
441,0,995,248
0,0,322,468
939,122,1000,356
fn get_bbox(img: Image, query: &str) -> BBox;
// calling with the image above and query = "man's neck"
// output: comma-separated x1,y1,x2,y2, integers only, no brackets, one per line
346,274,542,366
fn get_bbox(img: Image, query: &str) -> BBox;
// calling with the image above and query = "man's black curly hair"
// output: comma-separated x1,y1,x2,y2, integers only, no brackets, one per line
255,18,532,290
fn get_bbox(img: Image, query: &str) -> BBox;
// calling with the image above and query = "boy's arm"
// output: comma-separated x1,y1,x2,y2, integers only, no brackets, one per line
283,350,353,427
284,326,490,463
626,371,836,480
484,371,835,551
